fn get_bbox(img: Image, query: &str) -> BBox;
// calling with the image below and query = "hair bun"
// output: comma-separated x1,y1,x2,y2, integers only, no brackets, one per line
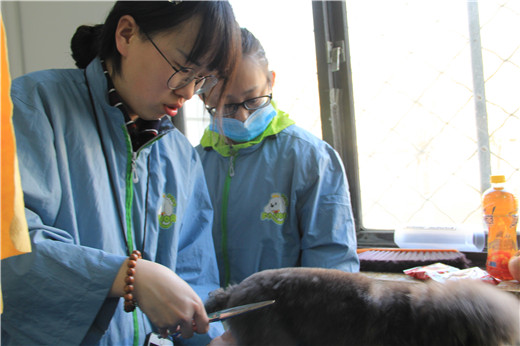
70,24,103,68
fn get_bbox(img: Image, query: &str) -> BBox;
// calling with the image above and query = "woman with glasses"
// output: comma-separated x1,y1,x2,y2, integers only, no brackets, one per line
2,2,240,345
196,28,360,291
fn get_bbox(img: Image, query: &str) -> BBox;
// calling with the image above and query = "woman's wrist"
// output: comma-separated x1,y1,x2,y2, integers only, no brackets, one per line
108,251,142,301
124,250,142,312
109,259,129,298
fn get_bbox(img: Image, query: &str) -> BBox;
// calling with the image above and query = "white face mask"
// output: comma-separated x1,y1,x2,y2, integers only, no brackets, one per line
210,104,277,142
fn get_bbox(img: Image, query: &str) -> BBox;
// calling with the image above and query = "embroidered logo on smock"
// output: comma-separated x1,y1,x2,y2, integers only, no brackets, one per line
158,193,177,229
261,193,288,225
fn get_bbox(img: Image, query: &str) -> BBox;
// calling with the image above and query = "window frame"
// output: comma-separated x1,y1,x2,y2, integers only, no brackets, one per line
313,1,396,248
311,1,492,263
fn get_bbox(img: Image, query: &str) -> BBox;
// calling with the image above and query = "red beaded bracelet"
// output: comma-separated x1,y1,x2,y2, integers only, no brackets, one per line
123,250,142,313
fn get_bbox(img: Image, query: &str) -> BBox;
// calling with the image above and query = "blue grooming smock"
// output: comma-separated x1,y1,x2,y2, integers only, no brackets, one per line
196,106,359,286
2,57,222,345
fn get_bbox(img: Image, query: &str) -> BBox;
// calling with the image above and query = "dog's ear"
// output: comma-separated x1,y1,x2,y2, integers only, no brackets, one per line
205,286,236,313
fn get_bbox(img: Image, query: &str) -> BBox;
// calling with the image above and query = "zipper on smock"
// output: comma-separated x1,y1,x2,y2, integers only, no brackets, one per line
129,132,167,184
221,149,236,287
131,152,138,183
122,126,168,346
124,127,169,242
122,126,140,346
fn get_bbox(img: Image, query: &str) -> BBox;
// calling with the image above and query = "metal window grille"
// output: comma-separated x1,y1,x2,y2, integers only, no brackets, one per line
341,0,519,233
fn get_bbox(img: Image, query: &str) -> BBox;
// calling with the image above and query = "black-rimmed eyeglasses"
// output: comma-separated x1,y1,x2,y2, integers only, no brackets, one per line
145,33,218,95
206,94,273,117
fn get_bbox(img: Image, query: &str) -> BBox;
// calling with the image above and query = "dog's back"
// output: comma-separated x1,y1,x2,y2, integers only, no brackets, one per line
205,267,520,346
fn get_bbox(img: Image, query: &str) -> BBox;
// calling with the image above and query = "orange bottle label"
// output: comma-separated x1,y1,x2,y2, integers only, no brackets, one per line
483,188,518,281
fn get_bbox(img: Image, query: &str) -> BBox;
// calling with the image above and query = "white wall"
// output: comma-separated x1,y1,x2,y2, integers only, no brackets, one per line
2,1,113,79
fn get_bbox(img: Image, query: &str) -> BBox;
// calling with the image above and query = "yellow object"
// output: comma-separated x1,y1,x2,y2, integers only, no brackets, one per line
490,175,506,184
1,16,32,313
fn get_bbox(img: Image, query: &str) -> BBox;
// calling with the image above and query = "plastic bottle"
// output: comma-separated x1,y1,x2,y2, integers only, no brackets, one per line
394,225,485,252
483,175,518,280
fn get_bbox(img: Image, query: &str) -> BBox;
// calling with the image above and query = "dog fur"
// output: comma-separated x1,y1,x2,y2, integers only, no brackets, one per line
205,267,520,346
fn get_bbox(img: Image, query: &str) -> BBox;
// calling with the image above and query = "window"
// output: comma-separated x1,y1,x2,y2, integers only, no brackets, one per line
314,1,519,247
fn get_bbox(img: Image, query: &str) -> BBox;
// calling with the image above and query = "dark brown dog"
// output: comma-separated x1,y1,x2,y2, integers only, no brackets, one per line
205,267,519,346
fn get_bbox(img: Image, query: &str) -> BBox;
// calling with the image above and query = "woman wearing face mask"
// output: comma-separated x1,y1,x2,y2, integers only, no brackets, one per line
196,28,359,289
2,2,240,345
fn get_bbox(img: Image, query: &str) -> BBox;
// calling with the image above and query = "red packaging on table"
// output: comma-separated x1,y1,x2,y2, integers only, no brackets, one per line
403,263,501,285
429,267,501,285
403,262,459,280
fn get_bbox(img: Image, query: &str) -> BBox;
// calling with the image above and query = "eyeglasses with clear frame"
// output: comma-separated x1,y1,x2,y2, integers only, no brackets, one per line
206,94,273,117
144,33,218,95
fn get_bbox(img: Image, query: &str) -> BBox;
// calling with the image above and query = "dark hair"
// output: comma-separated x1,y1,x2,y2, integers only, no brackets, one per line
71,1,240,81
240,28,269,74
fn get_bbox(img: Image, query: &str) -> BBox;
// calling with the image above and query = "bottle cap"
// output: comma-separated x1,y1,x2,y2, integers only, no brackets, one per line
490,175,506,184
